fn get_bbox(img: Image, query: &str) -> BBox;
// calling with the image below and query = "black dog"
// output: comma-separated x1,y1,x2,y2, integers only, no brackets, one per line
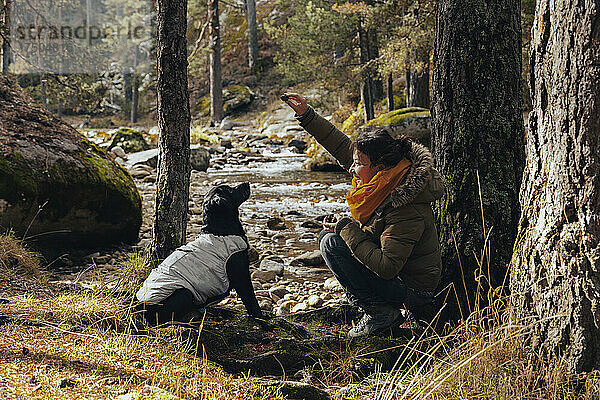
136,182,262,325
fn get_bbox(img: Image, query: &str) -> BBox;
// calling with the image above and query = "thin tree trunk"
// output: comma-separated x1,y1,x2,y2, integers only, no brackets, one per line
208,0,223,124
387,73,394,112
153,0,191,259
358,19,374,122
406,68,429,108
431,0,524,318
245,0,258,73
511,0,600,373
368,28,384,101
131,48,138,124
2,0,11,74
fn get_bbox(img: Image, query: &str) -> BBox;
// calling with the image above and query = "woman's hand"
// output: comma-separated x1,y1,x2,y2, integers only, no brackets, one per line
323,214,339,232
282,92,308,116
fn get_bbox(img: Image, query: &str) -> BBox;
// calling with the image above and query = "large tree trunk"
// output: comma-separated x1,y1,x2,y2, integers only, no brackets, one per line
431,0,524,317
245,0,259,73
153,0,191,259
511,1,600,373
358,19,374,122
208,0,223,124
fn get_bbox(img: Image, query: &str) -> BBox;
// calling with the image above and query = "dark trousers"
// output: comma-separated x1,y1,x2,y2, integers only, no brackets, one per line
136,288,196,326
319,231,411,309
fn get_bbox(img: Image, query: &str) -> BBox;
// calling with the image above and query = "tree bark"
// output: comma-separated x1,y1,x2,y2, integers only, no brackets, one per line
2,0,11,74
358,19,374,122
208,0,223,124
367,28,384,101
245,0,259,73
153,0,191,259
131,48,138,124
511,0,600,373
387,73,394,112
431,0,524,317
406,68,430,108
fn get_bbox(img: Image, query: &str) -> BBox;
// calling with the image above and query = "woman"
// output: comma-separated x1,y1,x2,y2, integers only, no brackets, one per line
284,93,445,338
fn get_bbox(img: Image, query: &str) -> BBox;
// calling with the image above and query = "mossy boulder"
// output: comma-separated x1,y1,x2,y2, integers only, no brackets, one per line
364,107,431,146
0,76,142,254
196,85,255,117
108,127,150,153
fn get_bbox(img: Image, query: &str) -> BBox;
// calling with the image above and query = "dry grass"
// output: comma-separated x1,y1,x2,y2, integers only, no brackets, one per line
0,250,286,400
0,232,44,280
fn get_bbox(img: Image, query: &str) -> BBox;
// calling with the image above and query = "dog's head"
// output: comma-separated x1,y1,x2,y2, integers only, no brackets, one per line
201,182,250,237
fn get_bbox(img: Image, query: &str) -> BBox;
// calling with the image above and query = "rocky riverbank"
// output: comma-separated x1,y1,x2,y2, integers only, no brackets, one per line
62,104,354,318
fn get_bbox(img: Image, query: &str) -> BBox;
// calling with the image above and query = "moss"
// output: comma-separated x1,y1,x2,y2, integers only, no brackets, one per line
196,85,255,117
365,107,430,127
0,154,40,201
108,127,150,153
81,152,142,213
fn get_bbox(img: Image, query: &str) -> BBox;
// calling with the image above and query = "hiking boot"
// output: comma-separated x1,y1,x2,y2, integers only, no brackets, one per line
347,305,403,338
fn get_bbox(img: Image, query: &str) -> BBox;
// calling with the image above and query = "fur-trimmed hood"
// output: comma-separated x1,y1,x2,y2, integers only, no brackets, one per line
387,142,445,208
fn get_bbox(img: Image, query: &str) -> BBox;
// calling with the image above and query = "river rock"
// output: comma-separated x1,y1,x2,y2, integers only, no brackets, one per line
259,259,285,276
124,144,209,172
108,127,150,153
324,277,343,291
267,217,286,230
197,85,254,117
190,144,210,171
291,302,308,313
269,286,289,299
0,76,142,253
291,250,324,267
363,107,431,146
111,146,127,159
288,139,307,153
251,270,277,283
300,220,321,230
307,295,323,308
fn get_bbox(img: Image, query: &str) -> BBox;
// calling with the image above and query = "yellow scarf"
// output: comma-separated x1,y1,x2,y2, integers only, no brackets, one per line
346,159,411,224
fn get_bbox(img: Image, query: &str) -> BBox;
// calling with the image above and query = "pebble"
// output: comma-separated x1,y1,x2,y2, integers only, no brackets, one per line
307,294,323,307
251,270,277,283
267,217,287,230
259,259,285,276
111,146,127,159
268,286,289,299
291,250,324,267
56,377,76,388
324,277,343,291
300,220,321,229
291,302,308,313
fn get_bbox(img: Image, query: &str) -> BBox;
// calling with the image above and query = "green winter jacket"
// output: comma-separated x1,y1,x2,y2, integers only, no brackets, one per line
298,106,445,291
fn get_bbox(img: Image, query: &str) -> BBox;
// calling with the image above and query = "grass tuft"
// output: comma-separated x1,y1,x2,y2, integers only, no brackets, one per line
0,231,44,280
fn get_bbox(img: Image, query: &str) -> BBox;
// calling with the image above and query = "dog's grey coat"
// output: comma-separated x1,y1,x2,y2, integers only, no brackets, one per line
136,234,247,305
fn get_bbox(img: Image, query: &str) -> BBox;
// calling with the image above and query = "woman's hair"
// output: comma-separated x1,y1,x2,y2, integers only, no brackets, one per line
351,129,412,168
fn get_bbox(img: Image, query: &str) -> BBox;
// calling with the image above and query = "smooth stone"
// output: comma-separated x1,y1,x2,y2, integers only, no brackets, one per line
111,146,127,159
269,286,290,299
307,295,323,307
291,302,308,313
324,277,343,291
260,259,285,276
251,270,277,283
267,217,287,230
300,220,321,229
291,250,324,267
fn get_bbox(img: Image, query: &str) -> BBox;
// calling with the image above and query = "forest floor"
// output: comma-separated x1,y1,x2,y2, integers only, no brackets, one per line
2,101,598,399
